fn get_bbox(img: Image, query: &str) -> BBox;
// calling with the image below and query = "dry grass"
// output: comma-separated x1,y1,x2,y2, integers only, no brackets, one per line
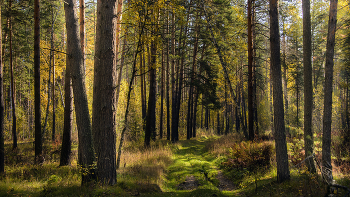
204,133,244,156
117,140,173,187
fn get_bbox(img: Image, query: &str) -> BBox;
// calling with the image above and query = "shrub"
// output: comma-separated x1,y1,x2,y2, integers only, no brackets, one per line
221,141,273,173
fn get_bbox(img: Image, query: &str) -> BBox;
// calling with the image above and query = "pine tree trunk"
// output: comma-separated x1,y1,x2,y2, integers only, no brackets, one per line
171,12,176,142
166,10,171,141
217,112,220,135
80,0,85,73
302,0,316,173
92,0,118,185
247,0,254,141
322,0,338,183
269,0,290,182
64,0,95,184
52,40,56,141
34,0,42,164
160,41,164,139
60,66,73,166
115,0,124,107
9,0,17,150
145,40,157,147
0,4,4,173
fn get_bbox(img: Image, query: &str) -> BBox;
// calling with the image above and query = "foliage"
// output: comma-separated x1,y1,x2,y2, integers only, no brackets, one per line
221,141,273,173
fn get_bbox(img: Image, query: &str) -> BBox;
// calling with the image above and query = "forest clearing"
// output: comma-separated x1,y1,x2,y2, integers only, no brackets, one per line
0,0,350,196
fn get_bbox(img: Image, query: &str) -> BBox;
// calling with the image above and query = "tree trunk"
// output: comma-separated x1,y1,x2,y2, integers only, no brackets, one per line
217,112,220,135
146,9,159,144
269,0,290,182
160,40,164,139
34,0,42,164
171,11,176,142
80,0,85,73
115,0,124,107
0,4,4,173
92,0,118,185
60,69,73,166
145,39,157,146
52,37,56,142
302,0,316,173
9,0,17,150
64,0,95,184
166,10,171,141
248,0,254,141
322,0,338,183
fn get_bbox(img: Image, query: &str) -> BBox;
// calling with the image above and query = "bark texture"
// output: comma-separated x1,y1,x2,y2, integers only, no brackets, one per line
247,0,254,141
0,6,4,173
92,0,118,185
302,0,316,173
34,0,42,164
269,0,290,183
64,0,95,184
322,0,338,183
60,68,73,166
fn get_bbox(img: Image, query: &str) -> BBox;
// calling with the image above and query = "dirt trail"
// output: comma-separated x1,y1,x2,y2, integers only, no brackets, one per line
166,138,236,192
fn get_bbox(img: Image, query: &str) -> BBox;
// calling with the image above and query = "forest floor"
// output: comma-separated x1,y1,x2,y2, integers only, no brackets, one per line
1,133,350,196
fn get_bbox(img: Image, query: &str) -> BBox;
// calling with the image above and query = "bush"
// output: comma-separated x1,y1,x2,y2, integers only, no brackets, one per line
221,141,273,173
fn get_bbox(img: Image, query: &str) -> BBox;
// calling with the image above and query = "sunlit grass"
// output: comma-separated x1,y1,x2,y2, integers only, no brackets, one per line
1,131,350,196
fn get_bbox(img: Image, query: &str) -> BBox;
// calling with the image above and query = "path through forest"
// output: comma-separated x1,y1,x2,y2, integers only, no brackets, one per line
165,138,236,194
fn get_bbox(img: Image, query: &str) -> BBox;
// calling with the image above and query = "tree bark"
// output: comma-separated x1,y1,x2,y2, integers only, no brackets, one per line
166,10,171,141
9,0,17,150
115,0,123,107
302,0,316,173
269,0,290,183
80,0,85,73
64,0,95,184
145,9,159,145
0,4,4,173
160,38,164,139
34,0,42,164
92,0,118,185
248,0,254,141
322,0,338,183
52,36,56,142
60,69,73,166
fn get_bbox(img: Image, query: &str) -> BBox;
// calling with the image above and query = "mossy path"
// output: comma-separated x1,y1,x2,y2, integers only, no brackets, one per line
161,137,237,196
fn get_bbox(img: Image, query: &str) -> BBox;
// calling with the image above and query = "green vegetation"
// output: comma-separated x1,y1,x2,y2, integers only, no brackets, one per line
1,131,349,196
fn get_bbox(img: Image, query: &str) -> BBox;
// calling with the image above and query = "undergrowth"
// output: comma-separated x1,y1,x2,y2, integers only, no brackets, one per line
1,131,350,196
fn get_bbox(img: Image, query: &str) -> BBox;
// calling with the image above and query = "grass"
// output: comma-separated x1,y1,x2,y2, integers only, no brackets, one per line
0,130,349,196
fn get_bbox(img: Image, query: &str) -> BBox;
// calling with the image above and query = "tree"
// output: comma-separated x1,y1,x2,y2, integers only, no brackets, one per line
269,0,290,182
322,0,338,184
92,0,118,185
64,0,95,184
34,0,43,164
248,0,254,141
60,68,73,166
9,0,17,150
302,0,316,173
0,3,4,173
115,0,124,107
145,6,159,147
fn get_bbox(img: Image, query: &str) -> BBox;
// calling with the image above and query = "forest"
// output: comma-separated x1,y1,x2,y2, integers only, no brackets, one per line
0,0,350,196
